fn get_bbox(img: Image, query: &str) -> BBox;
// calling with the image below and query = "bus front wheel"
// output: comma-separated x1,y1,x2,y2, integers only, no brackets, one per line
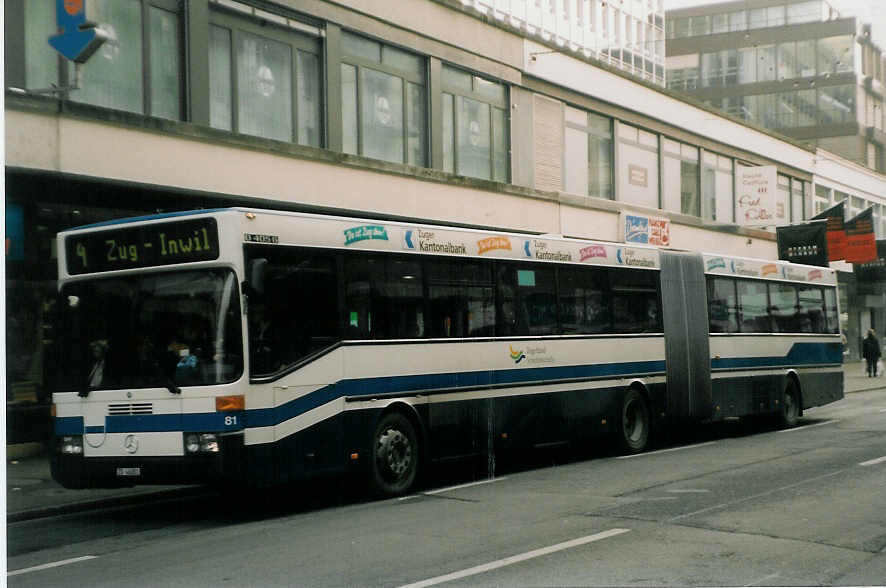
370,411,419,496
619,389,650,454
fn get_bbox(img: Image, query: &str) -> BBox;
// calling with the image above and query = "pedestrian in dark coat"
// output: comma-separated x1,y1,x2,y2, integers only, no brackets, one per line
862,329,881,377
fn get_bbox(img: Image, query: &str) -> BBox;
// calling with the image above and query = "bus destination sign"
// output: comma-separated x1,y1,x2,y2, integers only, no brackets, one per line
65,218,220,275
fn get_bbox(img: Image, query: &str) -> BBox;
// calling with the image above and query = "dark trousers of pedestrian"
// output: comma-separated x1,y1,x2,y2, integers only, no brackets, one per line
867,358,878,377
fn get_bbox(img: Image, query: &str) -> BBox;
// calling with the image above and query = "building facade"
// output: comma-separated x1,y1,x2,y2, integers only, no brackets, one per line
666,0,886,173
5,0,885,443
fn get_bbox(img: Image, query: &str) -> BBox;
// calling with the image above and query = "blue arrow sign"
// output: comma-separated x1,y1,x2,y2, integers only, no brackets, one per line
48,0,107,63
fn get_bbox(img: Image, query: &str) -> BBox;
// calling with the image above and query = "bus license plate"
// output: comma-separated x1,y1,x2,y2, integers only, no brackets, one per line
116,467,141,477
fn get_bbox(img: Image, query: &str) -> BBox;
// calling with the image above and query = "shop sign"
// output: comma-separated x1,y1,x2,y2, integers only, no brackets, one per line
736,165,776,226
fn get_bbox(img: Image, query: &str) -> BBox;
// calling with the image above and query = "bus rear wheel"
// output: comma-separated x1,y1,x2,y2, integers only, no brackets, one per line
370,411,419,497
778,380,800,428
619,389,650,454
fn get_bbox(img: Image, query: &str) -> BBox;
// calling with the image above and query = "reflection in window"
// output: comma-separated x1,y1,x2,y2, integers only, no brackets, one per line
737,279,770,333
341,32,427,166
75,0,145,114
441,65,508,182
564,108,613,200
149,7,181,120
24,0,59,91
208,18,321,146
818,36,853,74
707,277,738,333
818,85,855,125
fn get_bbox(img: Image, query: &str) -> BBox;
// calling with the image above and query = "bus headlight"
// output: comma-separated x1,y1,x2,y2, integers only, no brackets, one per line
184,433,219,454
60,436,83,455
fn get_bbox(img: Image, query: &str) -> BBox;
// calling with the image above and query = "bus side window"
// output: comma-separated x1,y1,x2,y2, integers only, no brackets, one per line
708,277,739,333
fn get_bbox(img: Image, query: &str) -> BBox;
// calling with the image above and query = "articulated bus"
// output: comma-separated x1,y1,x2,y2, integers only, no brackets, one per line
50,208,844,495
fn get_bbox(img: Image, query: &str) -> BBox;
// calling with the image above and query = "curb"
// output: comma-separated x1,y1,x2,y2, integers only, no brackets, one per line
7,486,210,523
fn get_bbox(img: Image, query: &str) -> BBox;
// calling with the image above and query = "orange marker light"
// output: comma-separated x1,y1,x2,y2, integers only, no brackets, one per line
51,404,57,418
216,395,245,412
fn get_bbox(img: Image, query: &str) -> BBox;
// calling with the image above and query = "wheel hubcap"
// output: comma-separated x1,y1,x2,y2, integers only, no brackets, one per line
625,401,645,442
377,428,412,478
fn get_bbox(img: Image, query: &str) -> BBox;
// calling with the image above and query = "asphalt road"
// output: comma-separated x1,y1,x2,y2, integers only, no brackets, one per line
8,388,886,587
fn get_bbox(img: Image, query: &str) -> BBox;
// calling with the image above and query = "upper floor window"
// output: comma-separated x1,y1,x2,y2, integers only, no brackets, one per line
23,0,183,119
564,106,613,200
441,65,509,182
208,11,322,146
341,32,427,166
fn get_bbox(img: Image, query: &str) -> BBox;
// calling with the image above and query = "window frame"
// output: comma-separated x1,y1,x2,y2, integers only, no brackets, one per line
440,64,510,182
340,30,429,166
209,8,324,146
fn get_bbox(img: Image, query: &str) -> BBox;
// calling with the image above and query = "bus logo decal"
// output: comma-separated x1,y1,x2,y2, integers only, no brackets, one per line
706,257,726,271
478,236,511,255
580,245,606,261
808,269,822,281
404,230,415,249
345,225,389,246
523,240,532,257
509,345,526,364
761,263,777,276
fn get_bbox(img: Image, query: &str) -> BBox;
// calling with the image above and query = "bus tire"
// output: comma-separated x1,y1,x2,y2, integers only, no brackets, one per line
370,411,419,497
619,388,650,454
778,379,800,428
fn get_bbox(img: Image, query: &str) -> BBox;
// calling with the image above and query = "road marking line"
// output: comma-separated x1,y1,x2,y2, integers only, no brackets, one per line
860,456,886,467
616,441,716,459
397,528,630,588
8,556,98,577
666,488,711,493
744,572,781,586
776,419,839,433
669,469,844,522
398,477,508,501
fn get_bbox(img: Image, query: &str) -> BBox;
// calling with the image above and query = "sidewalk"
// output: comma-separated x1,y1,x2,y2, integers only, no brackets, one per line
6,362,885,521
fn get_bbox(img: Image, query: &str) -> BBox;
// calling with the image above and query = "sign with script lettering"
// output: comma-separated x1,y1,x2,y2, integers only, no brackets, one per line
735,165,776,226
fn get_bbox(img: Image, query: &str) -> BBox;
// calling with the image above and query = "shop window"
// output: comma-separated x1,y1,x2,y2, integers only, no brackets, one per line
209,11,322,146
441,65,508,181
341,32,427,166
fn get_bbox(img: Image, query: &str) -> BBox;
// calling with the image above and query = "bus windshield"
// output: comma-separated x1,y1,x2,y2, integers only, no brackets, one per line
50,268,243,393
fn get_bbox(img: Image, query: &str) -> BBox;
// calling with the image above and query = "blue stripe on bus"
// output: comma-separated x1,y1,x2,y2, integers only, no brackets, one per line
54,342,840,435
711,341,843,370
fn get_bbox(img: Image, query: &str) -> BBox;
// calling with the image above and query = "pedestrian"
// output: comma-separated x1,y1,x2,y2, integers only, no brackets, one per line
862,329,881,377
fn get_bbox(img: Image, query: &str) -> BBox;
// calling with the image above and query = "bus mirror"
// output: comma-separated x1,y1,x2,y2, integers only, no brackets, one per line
248,258,268,295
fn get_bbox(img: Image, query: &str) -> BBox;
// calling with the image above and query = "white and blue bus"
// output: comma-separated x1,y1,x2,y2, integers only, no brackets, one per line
49,208,844,495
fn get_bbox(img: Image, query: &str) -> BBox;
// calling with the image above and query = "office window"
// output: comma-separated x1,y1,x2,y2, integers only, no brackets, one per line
791,178,805,222
618,124,659,209
442,65,508,181
796,40,817,76
814,184,831,215
778,41,797,79
712,13,729,34
689,15,710,36
564,107,613,200
757,45,776,82
776,174,790,222
738,47,757,83
749,8,768,29
797,89,817,126
729,10,746,32
663,139,699,216
788,1,823,25
341,32,427,166
818,85,855,125
776,92,797,128
818,36,853,74
208,13,321,146
69,0,181,119
702,152,733,222
23,0,59,91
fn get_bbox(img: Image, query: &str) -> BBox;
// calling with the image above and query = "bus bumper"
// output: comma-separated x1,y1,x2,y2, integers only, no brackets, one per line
50,433,245,488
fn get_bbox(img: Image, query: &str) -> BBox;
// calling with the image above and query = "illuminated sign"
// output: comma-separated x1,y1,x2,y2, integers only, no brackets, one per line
66,218,219,275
